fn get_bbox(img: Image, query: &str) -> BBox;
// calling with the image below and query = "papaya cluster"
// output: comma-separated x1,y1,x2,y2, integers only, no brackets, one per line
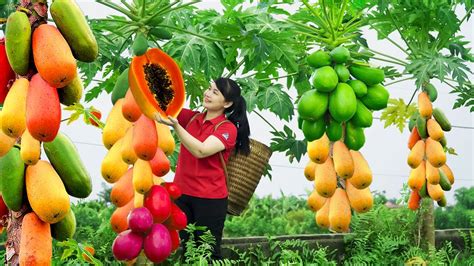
0,1,98,264
406,87,454,210
102,70,185,263
0,132,93,265
304,138,374,232
298,46,389,150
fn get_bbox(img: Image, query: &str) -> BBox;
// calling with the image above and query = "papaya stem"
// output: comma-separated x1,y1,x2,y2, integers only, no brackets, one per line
225,60,245,78
300,0,330,33
96,0,139,21
365,47,408,65
334,0,348,31
367,21,410,57
159,24,238,43
286,18,321,35
320,0,336,42
294,30,331,43
384,77,413,87
140,0,146,18
387,8,418,57
142,0,178,24
258,72,298,82
120,0,137,15
407,88,419,106
253,111,279,134
371,56,407,66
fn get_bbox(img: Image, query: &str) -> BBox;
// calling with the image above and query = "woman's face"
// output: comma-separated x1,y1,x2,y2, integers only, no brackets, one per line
203,83,232,111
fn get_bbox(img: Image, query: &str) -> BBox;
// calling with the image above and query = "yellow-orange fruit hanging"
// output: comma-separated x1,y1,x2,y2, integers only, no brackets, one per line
408,161,426,191
407,140,425,169
427,119,444,141
304,161,317,181
315,198,330,228
32,24,77,88
307,134,329,164
418,92,432,118
329,188,351,232
346,181,373,213
307,189,327,212
314,157,337,197
425,137,446,167
348,151,372,189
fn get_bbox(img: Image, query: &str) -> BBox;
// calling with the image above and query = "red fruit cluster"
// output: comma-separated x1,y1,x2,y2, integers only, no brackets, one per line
112,183,186,263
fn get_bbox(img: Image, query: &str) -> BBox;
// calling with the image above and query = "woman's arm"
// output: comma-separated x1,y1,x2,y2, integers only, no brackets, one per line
156,115,225,159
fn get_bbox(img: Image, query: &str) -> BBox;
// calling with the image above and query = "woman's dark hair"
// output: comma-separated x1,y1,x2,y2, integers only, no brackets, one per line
214,77,250,155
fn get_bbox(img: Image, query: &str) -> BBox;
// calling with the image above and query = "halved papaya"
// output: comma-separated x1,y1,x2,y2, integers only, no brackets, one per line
129,48,185,119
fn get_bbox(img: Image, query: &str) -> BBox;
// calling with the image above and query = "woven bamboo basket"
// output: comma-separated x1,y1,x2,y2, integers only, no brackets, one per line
226,139,272,216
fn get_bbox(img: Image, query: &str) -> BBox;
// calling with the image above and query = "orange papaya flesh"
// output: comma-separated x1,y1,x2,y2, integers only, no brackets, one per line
129,48,185,120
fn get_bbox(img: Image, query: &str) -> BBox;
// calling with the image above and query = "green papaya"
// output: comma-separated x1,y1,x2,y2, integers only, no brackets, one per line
424,83,438,102
132,32,148,56
416,116,427,139
348,65,385,86
50,0,98,62
302,119,326,142
347,80,367,98
408,111,419,132
330,46,350,64
0,146,25,211
351,100,373,128
328,83,357,122
51,208,76,241
111,68,129,104
432,108,451,132
439,135,447,148
334,64,350,82
297,90,328,121
5,11,31,75
59,74,83,106
437,195,447,207
313,66,339,92
360,84,389,110
307,50,331,68
326,118,343,141
438,169,452,191
419,179,428,198
344,123,365,151
44,132,92,198
149,28,173,40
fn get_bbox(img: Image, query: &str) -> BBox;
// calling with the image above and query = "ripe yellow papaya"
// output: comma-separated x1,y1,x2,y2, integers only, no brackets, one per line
348,151,372,189
19,212,52,266
425,138,446,167
314,157,337,197
418,92,432,118
427,183,444,201
102,99,132,149
307,133,329,164
304,161,316,181
307,189,327,212
332,141,354,179
101,138,129,183
427,119,444,141
329,188,351,232
121,126,138,165
346,181,373,213
0,111,16,157
407,140,425,169
408,161,426,191
156,122,175,156
134,191,144,208
315,198,330,228
425,161,440,185
133,159,153,194
50,0,98,62
26,160,70,223
20,128,41,165
2,78,28,138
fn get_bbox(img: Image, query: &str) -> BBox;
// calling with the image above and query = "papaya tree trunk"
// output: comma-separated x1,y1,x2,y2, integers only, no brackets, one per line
420,198,435,252
5,205,29,265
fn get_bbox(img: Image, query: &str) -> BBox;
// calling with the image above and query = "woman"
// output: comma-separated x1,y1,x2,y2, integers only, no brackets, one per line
155,77,250,260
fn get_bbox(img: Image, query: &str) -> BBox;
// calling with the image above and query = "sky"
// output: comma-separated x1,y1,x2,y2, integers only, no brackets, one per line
8,1,472,204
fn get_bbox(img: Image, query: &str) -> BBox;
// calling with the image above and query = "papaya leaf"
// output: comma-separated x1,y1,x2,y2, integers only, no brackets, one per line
270,125,306,163
380,98,417,132
258,83,294,121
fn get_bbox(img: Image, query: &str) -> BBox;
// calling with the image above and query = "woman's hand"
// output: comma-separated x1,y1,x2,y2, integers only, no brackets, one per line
154,113,178,127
